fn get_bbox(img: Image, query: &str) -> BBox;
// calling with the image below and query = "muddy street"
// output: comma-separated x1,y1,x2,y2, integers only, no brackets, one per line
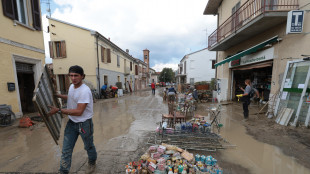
0,88,310,174
0,89,165,173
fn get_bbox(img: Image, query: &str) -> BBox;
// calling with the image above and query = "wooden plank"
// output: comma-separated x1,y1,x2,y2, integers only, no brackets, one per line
32,65,63,145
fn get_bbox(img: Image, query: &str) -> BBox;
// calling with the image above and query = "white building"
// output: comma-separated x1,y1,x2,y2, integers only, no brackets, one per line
177,48,216,85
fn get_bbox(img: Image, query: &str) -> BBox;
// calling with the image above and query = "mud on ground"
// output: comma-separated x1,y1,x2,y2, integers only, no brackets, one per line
244,113,310,169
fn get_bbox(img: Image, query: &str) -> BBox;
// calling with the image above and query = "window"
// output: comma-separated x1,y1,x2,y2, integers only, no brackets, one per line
16,0,28,25
184,61,186,74
144,55,147,59
104,75,108,85
212,60,216,69
101,46,105,62
49,41,66,58
130,62,132,71
2,0,41,30
190,78,195,85
135,65,138,75
190,60,195,69
107,49,111,63
117,55,120,67
232,1,241,30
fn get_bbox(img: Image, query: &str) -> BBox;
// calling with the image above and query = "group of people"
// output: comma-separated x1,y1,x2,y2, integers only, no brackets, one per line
163,86,177,103
100,83,118,99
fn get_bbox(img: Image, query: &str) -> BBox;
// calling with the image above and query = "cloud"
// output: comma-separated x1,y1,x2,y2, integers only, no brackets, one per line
44,0,217,68
152,63,178,72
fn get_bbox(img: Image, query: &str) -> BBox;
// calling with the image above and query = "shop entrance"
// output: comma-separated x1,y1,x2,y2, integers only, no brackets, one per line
16,62,36,113
232,63,273,101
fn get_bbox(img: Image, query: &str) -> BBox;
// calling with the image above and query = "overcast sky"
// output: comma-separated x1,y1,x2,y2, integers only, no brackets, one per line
42,0,217,72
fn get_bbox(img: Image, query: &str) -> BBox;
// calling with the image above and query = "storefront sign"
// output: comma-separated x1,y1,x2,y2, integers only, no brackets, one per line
229,47,274,68
286,10,304,34
231,59,240,66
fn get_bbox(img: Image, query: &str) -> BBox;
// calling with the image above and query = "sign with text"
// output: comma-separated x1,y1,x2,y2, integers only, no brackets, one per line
286,10,304,34
229,47,274,68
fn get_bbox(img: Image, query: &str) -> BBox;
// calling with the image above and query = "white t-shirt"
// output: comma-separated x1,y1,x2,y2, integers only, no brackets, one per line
67,84,93,123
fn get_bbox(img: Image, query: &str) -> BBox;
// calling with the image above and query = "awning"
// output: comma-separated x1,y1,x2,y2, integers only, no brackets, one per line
215,36,279,67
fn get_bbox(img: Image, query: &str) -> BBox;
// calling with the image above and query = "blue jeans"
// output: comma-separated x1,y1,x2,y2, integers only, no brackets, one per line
59,118,97,174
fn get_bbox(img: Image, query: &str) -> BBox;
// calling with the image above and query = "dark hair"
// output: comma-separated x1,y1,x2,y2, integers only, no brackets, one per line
245,79,251,85
69,65,84,76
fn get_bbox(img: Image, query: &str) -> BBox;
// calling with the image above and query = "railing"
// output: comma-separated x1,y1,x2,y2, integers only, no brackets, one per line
208,0,299,48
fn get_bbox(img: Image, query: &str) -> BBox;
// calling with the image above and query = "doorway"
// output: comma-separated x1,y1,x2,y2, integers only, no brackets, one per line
16,62,36,113
233,65,273,101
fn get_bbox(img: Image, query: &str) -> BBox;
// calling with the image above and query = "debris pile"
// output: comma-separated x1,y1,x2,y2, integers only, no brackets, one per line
125,143,223,174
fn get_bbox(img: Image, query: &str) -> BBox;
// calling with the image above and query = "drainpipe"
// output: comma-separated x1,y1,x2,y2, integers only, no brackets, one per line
215,12,219,91
96,33,100,94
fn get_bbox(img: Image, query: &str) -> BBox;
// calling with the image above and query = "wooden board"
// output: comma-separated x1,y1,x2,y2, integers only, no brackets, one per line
32,65,63,145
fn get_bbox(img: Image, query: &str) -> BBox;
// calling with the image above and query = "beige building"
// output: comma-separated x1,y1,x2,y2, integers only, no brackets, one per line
204,0,309,113
149,68,158,84
133,58,149,90
0,0,44,117
48,17,151,94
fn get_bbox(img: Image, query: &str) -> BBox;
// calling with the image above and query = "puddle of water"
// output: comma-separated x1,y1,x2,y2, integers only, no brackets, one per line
217,104,310,174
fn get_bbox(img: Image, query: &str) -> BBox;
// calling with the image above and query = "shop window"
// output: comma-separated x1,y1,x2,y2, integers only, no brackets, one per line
2,0,41,30
49,41,66,58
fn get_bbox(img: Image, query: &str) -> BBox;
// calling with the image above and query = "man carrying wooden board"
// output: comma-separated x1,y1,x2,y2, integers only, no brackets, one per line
48,65,97,174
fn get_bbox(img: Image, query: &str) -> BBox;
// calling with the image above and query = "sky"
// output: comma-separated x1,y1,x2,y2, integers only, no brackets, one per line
41,0,217,72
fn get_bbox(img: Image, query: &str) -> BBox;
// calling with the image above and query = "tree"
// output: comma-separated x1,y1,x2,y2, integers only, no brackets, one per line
159,68,175,82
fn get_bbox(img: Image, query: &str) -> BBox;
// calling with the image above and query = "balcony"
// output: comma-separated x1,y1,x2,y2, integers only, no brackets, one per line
208,0,298,51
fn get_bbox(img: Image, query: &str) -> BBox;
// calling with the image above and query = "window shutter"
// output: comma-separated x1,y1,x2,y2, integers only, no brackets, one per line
2,0,17,20
101,46,105,62
107,49,111,63
49,41,54,58
135,65,138,75
31,0,41,30
60,41,66,58
65,75,70,92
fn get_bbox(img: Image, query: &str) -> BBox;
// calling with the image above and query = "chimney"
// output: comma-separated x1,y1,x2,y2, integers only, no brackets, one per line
126,49,129,54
